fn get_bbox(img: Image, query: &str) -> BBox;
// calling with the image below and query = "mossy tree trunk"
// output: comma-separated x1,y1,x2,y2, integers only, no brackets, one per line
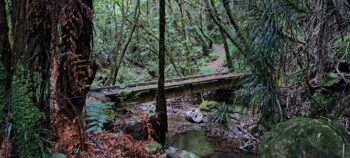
1,0,97,156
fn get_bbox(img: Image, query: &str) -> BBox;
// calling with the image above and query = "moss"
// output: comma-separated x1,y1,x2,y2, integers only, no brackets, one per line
259,117,350,158
310,91,341,117
11,65,50,158
199,100,220,112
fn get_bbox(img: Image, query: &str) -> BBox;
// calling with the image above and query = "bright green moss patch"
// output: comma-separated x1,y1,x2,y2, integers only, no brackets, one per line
199,100,219,112
259,117,350,158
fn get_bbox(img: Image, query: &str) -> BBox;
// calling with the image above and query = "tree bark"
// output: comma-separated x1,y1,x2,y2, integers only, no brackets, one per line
49,0,97,153
0,0,13,156
155,0,168,146
220,29,233,71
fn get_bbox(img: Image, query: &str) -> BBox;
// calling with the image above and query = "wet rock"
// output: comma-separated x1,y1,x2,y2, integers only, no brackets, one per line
115,115,147,140
259,117,350,158
249,125,265,138
166,147,200,158
202,115,209,123
185,108,204,123
240,142,254,151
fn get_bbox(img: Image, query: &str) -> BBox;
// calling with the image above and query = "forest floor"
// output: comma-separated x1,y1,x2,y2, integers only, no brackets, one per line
87,89,259,157
207,44,226,72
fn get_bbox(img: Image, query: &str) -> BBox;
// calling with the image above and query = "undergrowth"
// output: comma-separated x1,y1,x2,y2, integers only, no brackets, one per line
11,65,51,158
86,101,115,133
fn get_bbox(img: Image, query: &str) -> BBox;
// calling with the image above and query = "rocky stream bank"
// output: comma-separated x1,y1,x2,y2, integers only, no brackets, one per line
116,97,259,158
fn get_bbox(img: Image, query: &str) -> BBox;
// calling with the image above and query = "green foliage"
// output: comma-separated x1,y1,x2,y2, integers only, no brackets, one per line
11,65,51,158
334,33,350,59
234,77,265,110
199,67,215,75
260,117,350,158
145,141,162,154
310,91,340,118
210,102,231,125
199,100,220,112
208,50,218,60
86,101,115,133
320,73,341,88
93,0,218,83
227,42,245,70
0,63,5,80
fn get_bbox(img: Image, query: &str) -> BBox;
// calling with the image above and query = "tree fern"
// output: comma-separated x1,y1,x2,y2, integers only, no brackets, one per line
85,101,115,133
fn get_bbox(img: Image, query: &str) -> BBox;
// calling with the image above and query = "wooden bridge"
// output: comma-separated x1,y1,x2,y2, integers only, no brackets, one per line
90,72,246,104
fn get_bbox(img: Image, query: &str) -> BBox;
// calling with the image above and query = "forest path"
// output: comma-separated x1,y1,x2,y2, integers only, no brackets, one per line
207,43,226,72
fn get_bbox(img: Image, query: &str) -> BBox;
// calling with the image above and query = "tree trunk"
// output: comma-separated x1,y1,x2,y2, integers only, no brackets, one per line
0,0,13,156
220,29,233,71
49,0,97,154
205,0,244,53
155,0,168,147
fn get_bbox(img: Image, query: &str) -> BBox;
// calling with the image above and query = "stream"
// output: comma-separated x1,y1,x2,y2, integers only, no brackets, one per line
130,98,258,158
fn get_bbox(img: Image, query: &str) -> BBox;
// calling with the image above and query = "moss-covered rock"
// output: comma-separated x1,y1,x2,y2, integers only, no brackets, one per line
145,141,162,154
259,117,350,158
199,100,220,112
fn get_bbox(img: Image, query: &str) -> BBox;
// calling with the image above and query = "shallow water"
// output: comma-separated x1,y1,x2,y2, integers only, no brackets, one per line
210,152,256,158
168,130,256,158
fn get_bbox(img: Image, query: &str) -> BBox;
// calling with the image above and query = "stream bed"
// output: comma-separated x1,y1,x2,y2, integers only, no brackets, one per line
168,130,256,158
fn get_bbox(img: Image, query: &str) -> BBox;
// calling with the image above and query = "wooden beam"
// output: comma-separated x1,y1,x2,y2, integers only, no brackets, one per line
92,73,246,104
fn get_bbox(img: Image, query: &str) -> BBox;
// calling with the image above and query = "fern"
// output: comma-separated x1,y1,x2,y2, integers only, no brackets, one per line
86,101,115,133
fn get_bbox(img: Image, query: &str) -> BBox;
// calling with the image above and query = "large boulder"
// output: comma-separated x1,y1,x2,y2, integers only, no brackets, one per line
259,117,350,158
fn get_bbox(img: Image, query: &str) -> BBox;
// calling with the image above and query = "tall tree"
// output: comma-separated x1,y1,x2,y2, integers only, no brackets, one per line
155,0,167,146
0,0,12,156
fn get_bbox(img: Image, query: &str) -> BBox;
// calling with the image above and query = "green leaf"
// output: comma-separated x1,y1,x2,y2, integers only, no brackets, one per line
320,73,341,87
